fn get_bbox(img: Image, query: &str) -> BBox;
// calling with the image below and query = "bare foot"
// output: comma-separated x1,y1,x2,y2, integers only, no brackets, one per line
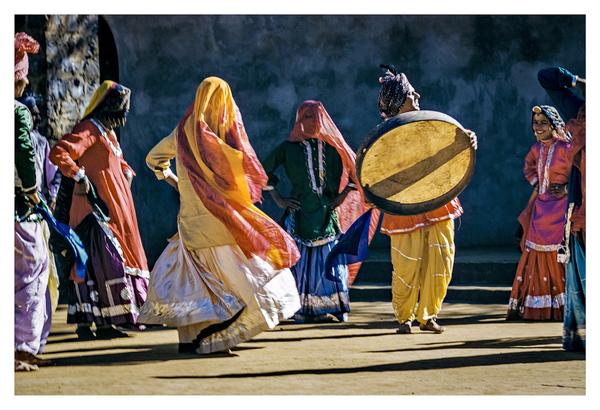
15,350,52,366
15,360,38,372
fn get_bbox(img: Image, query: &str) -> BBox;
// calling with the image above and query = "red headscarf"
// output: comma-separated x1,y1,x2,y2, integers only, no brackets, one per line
289,100,379,283
15,32,39,81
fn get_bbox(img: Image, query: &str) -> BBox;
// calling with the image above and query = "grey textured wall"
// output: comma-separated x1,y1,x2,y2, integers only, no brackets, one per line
45,15,100,142
104,15,585,266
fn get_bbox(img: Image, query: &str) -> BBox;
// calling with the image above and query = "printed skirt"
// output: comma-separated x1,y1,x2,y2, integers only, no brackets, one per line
65,213,148,326
507,249,565,321
292,239,350,318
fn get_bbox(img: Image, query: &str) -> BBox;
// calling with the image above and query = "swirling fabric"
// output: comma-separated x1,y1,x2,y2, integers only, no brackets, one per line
176,77,299,270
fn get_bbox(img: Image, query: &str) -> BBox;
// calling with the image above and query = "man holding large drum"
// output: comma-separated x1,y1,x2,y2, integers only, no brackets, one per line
369,65,477,334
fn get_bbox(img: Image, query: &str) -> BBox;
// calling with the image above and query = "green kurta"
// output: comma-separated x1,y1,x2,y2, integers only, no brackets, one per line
15,101,38,219
263,138,343,244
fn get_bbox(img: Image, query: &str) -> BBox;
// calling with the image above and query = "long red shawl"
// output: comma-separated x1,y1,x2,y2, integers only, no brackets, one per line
289,100,379,284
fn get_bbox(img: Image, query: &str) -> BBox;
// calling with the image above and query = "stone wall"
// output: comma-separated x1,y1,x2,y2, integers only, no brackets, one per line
104,15,586,266
45,15,100,142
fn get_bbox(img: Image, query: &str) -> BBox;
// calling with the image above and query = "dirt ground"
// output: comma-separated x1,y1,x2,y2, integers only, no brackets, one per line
15,302,585,395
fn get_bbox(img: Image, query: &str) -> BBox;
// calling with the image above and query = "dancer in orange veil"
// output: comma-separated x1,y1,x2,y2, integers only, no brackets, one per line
140,77,300,354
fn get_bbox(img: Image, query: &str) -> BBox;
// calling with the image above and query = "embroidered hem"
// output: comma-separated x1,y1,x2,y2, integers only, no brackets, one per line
68,301,140,319
138,297,245,327
284,211,339,247
381,208,463,234
124,266,150,279
508,293,565,310
525,240,561,252
297,292,350,316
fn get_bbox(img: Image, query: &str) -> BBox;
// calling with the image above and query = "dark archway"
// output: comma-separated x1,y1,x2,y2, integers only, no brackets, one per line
98,16,121,140
98,16,119,83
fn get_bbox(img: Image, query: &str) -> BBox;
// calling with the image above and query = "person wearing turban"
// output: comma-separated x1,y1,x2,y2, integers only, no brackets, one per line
14,32,51,372
376,64,477,334
140,77,300,354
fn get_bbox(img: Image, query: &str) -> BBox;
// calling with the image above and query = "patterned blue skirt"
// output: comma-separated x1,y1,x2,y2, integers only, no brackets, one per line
291,239,350,318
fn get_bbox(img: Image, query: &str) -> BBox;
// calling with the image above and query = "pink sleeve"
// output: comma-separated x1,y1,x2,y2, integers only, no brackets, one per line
49,124,98,179
523,146,538,186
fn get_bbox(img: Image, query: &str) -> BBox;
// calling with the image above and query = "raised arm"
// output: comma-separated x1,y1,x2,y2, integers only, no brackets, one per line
538,67,584,122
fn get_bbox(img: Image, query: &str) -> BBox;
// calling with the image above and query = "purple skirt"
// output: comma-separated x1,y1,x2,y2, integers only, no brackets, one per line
67,214,148,326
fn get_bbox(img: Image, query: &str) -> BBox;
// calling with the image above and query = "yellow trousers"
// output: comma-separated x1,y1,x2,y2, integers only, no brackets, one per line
390,219,455,325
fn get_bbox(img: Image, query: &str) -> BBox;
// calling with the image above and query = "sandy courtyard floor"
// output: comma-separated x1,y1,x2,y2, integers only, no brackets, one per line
15,302,585,395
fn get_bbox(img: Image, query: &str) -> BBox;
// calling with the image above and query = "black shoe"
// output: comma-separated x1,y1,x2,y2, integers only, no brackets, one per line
75,326,96,341
95,326,129,340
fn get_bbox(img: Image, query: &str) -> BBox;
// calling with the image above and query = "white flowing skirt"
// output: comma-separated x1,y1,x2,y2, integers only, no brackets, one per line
138,234,300,353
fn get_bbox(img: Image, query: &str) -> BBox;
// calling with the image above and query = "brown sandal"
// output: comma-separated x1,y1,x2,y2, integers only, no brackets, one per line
419,319,445,333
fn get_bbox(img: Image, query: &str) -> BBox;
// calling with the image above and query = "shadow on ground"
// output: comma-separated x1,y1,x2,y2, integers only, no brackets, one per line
368,336,567,353
275,312,511,333
47,344,263,366
153,349,585,380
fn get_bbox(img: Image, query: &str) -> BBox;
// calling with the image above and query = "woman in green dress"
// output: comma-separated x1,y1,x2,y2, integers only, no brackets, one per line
263,101,360,322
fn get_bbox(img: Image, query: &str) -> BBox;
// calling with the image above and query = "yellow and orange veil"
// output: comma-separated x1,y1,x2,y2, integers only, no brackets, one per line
176,77,299,270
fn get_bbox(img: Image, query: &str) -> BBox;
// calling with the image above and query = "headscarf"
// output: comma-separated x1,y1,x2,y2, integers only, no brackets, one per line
532,105,572,142
289,100,380,283
377,64,414,118
83,80,131,129
288,100,359,191
15,32,39,81
176,76,299,270
17,93,41,129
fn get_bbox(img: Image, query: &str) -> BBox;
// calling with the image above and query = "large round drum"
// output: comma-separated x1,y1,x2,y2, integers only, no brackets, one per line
356,110,475,215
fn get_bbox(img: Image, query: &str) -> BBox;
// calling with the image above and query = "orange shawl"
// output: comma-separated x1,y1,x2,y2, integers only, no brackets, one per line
176,77,299,269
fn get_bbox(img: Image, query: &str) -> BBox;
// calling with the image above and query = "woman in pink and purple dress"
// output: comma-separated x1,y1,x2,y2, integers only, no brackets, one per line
507,105,583,321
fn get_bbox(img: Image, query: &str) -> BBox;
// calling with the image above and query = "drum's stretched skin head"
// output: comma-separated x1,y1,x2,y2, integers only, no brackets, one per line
356,110,475,215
